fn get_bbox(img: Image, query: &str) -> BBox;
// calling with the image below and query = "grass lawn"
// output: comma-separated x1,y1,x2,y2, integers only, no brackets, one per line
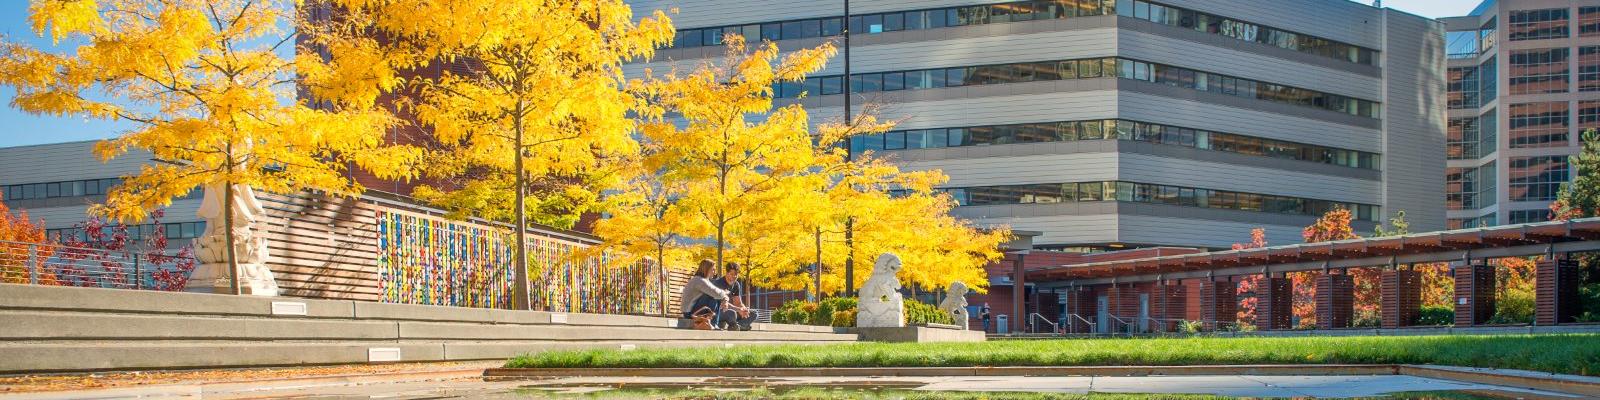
505,334,1600,376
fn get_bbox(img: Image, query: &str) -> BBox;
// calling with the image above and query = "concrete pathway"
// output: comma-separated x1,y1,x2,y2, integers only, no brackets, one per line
5,374,1578,399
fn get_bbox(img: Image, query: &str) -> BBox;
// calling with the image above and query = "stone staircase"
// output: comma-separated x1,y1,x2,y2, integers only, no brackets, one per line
0,284,856,373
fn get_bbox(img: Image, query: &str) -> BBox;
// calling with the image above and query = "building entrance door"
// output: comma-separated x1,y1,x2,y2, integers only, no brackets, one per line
1096,296,1109,334
1138,293,1150,332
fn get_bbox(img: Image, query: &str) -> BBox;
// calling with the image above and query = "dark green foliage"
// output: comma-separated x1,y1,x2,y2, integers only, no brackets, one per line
1581,284,1600,323
771,300,812,325
506,334,1600,377
816,297,857,326
1415,305,1454,326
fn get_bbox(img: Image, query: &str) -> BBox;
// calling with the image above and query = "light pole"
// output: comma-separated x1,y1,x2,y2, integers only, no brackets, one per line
842,0,855,298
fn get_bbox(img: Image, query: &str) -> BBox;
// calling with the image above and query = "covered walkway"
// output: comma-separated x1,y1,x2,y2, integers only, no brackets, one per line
1023,218,1600,333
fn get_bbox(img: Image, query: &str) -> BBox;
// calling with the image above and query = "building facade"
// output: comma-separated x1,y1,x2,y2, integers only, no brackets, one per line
1442,0,1600,228
624,0,1447,250
0,141,206,247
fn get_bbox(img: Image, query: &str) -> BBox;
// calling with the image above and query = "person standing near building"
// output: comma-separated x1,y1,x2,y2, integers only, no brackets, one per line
980,303,992,332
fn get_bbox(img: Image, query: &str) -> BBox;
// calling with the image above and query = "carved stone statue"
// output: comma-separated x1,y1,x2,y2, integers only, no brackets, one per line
856,253,905,328
188,183,279,296
940,281,971,329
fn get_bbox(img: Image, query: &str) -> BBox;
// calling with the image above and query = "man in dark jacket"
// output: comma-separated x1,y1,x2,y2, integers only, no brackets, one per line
712,262,759,331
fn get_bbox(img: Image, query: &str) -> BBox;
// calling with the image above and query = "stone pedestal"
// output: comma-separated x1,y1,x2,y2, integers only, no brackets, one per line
856,324,986,343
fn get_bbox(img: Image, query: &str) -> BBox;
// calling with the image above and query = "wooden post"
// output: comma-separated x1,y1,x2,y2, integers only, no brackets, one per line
1536,258,1581,325
1454,263,1495,326
1315,272,1354,329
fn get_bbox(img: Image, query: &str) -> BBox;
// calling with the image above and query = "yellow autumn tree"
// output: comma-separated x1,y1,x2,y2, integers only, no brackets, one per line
0,0,418,292
323,0,673,308
631,35,835,271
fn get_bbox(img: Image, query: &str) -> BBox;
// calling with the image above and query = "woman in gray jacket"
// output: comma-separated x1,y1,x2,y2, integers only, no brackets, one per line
680,260,730,328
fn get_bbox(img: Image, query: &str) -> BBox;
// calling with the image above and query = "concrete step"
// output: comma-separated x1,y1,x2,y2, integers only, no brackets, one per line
0,310,856,342
0,283,837,333
0,284,859,373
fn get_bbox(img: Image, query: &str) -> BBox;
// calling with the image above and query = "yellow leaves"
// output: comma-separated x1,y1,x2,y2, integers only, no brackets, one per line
29,0,104,43
1,0,414,222
321,0,668,226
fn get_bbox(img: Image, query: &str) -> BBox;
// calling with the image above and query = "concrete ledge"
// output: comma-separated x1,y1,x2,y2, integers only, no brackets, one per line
856,326,986,343
0,311,399,340
0,283,355,318
483,364,1400,378
1399,365,1600,398
0,342,448,373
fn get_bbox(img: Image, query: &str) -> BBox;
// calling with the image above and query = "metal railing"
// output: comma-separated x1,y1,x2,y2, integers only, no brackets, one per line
0,239,196,291
1065,313,1097,334
1028,313,1059,333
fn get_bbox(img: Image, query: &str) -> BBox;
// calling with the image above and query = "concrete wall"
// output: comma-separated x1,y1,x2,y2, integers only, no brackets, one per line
0,283,855,373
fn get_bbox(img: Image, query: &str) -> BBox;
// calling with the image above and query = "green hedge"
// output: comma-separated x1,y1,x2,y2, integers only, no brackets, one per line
771,297,951,327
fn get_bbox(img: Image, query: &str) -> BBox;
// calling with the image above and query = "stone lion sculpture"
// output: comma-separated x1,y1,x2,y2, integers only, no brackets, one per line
939,281,970,329
856,253,905,328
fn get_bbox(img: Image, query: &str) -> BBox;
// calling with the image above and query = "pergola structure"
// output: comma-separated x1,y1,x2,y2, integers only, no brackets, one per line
1026,218,1600,333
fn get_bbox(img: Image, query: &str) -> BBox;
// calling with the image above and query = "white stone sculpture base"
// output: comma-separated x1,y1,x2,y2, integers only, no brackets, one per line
186,262,280,295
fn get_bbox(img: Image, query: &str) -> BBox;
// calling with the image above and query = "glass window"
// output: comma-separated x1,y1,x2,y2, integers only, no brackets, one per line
882,72,904,91
1509,101,1569,148
883,12,904,31
781,21,803,39
1581,46,1600,92
1508,8,1570,41
1582,7,1600,37
761,23,781,41
799,19,821,38
864,14,884,33
1448,66,1480,109
820,77,842,95
821,18,843,36
884,131,906,150
1509,48,1569,95
1509,156,1569,201
1447,30,1480,58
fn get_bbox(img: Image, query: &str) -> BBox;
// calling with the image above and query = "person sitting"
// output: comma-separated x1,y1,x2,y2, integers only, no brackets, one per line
679,260,730,329
712,262,758,331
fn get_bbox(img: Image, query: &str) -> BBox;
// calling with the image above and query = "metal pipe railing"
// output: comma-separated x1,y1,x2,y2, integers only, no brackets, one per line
0,239,194,291
1028,313,1059,334
1065,313,1097,334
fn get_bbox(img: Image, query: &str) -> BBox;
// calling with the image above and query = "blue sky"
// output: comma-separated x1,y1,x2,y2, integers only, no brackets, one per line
0,0,1483,148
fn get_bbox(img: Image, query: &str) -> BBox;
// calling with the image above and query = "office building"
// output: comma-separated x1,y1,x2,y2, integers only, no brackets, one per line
626,0,1448,250
1442,0,1600,228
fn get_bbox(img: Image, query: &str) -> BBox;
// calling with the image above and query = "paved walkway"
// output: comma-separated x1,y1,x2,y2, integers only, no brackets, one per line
4,373,1578,399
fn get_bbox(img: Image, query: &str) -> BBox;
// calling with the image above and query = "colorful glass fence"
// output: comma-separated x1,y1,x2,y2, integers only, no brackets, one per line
376,209,665,314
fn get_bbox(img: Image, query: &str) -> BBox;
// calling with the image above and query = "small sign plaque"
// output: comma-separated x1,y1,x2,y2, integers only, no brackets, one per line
550,313,568,324
368,347,402,362
270,301,308,316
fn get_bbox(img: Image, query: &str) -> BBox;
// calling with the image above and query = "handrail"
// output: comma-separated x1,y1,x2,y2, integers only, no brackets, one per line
1064,313,1096,333
1028,313,1059,334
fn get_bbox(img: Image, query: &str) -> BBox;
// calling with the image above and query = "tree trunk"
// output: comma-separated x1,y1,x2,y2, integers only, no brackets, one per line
657,246,666,316
223,143,240,296
814,228,822,301
223,177,240,295
512,113,530,310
